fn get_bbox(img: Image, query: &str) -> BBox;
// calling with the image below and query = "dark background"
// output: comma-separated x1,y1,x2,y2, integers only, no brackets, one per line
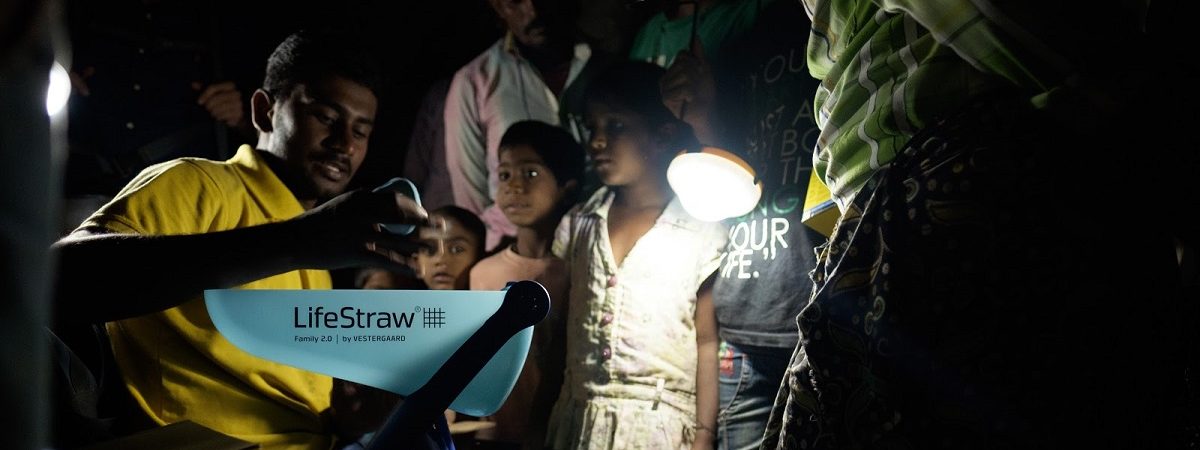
62,0,660,194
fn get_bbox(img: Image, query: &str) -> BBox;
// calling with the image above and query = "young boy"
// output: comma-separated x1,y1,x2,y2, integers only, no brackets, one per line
414,206,486,290
469,120,585,449
470,120,582,305
547,61,728,450
408,205,486,445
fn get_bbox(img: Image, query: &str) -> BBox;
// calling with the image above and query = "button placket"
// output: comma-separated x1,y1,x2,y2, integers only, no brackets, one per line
600,270,618,367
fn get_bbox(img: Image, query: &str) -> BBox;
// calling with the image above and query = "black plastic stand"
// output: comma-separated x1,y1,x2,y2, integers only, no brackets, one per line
366,280,549,449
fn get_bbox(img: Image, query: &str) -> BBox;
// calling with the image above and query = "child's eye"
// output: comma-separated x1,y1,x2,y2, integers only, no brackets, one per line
525,169,539,178
449,244,466,254
352,126,371,140
497,170,511,182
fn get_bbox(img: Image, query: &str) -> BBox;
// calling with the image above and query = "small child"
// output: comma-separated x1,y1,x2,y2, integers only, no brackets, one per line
547,61,728,450
353,268,424,290
412,205,486,444
470,120,581,304
469,120,585,449
414,206,486,290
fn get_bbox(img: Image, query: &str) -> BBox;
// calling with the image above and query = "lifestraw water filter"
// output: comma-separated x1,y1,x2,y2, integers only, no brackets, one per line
205,177,545,418
205,285,543,416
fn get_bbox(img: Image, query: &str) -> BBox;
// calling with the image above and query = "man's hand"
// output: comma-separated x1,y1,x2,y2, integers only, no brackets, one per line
289,189,433,273
661,38,718,145
661,39,715,119
194,81,246,128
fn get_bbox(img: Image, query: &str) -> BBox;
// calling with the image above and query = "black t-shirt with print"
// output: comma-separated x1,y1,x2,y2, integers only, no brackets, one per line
710,0,825,349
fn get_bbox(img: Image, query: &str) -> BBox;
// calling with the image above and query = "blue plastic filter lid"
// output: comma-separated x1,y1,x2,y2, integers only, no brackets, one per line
204,287,535,416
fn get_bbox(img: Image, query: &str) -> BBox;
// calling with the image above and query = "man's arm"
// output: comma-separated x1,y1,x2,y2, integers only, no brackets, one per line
692,273,719,450
52,189,428,324
402,80,452,193
443,68,490,215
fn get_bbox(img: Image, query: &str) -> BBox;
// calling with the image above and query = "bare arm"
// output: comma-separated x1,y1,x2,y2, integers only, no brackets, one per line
693,273,718,450
52,189,428,324
525,284,567,450
661,39,720,147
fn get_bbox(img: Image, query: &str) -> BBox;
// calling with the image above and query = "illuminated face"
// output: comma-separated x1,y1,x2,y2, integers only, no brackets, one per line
265,76,376,205
415,214,481,290
496,144,567,227
585,101,661,187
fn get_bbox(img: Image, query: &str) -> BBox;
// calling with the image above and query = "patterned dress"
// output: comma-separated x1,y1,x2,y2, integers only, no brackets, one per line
763,94,1188,449
548,188,727,450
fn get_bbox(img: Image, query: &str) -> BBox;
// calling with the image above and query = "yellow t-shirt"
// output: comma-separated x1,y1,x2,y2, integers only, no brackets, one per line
81,145,333,450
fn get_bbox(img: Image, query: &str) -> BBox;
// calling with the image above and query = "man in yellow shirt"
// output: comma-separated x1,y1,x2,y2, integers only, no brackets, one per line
53,29,426,449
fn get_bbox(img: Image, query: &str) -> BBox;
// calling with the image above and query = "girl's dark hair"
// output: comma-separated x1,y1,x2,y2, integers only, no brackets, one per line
431,205,486,256
585,60,678,128
263,28,384,100
585,60,698,150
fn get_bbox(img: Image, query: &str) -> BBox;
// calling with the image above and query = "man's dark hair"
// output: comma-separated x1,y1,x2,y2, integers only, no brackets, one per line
499,120,585,189
263,29,384,100
431,205,486,257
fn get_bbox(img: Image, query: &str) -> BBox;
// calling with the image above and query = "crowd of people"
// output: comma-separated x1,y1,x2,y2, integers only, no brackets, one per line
47,0,1197,449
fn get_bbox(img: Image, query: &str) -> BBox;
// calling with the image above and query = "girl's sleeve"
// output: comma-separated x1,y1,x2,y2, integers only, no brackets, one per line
551,207,578,261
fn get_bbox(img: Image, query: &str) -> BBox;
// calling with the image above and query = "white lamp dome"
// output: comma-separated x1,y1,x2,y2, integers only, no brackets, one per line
667,147,762,222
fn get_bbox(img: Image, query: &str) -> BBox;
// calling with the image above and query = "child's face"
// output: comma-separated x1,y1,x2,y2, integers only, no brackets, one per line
585,101,660,187
415,215,480,290
359,270,400,290
496,144,568,227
